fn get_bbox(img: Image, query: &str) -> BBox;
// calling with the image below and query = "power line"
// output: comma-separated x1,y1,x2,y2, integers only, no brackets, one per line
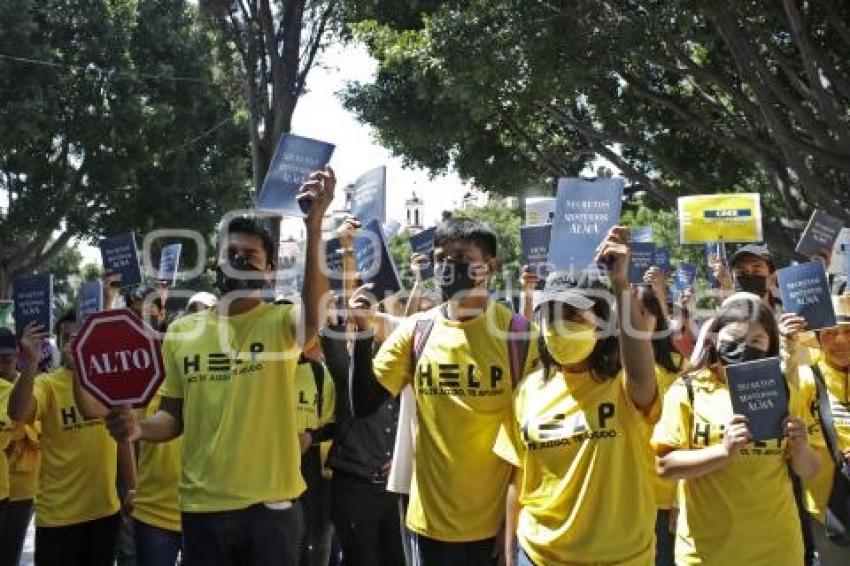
0,52,209,84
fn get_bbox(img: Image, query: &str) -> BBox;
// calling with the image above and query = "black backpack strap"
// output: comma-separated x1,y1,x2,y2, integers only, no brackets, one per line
507,313,531,388
310,360,325,419
685,376,696,448
811,364,849,476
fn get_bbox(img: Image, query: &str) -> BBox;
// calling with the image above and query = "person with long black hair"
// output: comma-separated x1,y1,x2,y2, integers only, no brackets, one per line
495,227,659,566
653,296,820,565
633,283,686,566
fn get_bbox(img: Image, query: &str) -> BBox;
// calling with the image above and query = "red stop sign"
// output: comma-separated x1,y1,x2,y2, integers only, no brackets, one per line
71,308,165,407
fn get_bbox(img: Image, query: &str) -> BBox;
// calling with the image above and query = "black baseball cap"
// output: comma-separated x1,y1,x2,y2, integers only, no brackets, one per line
729,244,775,272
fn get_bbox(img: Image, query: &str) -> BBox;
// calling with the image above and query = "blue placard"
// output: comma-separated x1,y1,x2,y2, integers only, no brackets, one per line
654,246,671,273
350,166,387,226
158,243,183,286
256,133,336,216
547,177,624,274
796,209,844,259
410,227,436,281
13,273,54,338
726,357,788,442
629,242,657,284
670,262,698,301
99,233,142,287
354,219,402,300
77,280,103,323
777,261,837,331
631,226,654,243
704,242,725,288
845,243,850,281
520,224,552,286
324,238,345,293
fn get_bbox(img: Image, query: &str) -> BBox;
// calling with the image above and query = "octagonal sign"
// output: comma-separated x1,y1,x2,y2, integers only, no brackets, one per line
71,308,164,408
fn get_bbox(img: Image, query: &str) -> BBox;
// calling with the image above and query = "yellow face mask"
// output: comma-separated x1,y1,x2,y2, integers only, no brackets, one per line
543,320,597,366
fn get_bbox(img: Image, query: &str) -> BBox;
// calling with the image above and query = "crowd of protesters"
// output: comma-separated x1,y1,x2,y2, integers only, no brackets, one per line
0,168,849,566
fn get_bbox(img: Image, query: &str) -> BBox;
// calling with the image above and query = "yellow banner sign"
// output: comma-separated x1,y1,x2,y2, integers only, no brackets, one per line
678,193,763,244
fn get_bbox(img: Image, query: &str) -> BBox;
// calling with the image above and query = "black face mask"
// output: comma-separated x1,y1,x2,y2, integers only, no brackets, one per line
733,273,768,297
435,261,478,301
717,341,768,366
215,254,268,294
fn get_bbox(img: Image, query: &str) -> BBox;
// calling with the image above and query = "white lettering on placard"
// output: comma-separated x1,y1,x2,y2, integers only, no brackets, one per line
89,349,152,375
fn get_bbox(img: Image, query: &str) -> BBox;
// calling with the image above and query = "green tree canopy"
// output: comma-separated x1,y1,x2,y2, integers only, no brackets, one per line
0,0,249,297
343,0,850,258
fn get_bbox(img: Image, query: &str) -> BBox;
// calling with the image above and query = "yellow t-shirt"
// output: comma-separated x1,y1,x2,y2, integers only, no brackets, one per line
648,357,684,510
295,359,336,432
161,304,305,512
295,360,335,471
652,368,804,566
0,379,15,500
133,392,182,532
8,421,41,501
373,302,539,542
495,369,659,566
802,361,850,523
33,368,120,527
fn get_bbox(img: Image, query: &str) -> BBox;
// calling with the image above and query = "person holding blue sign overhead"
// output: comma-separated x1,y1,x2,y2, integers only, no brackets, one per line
104,167,336,566
653,296,821,566
494,227,660,566
792,295,850,565
349,217,540,566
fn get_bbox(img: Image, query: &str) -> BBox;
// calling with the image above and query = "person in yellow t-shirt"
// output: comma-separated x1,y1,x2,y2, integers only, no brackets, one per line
349,217,539,565
106,174,336,566
0,330,17,551
653,296,821,566
633,283,687,566
797,295,850,566
1,327,42,566
131,390,183,566
8,312,121,566
495,227,661,566
295,348,336,566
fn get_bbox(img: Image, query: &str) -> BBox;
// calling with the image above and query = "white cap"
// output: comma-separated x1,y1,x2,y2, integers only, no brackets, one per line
187,291,218,309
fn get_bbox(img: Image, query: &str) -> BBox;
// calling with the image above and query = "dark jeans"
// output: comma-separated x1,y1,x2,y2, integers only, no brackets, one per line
398,495,414,566
34,512,121,566
0,498,33,566
410,534,496,566
133,519,181,566
181,502,304,566
331,471,405,566
655,509,675,566
299,467,333,566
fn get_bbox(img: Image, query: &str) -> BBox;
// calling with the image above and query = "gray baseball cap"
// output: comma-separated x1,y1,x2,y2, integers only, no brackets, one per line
534,272,600,311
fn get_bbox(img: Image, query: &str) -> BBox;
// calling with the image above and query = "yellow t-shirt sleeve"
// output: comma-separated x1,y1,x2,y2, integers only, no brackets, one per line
278,304,297,353
521,326,540,379
160,331,184,399
372,318,416,397
493,386,526,468
32,375,49,422
652,381,691,452
621,370,662,425
320,369,335,426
